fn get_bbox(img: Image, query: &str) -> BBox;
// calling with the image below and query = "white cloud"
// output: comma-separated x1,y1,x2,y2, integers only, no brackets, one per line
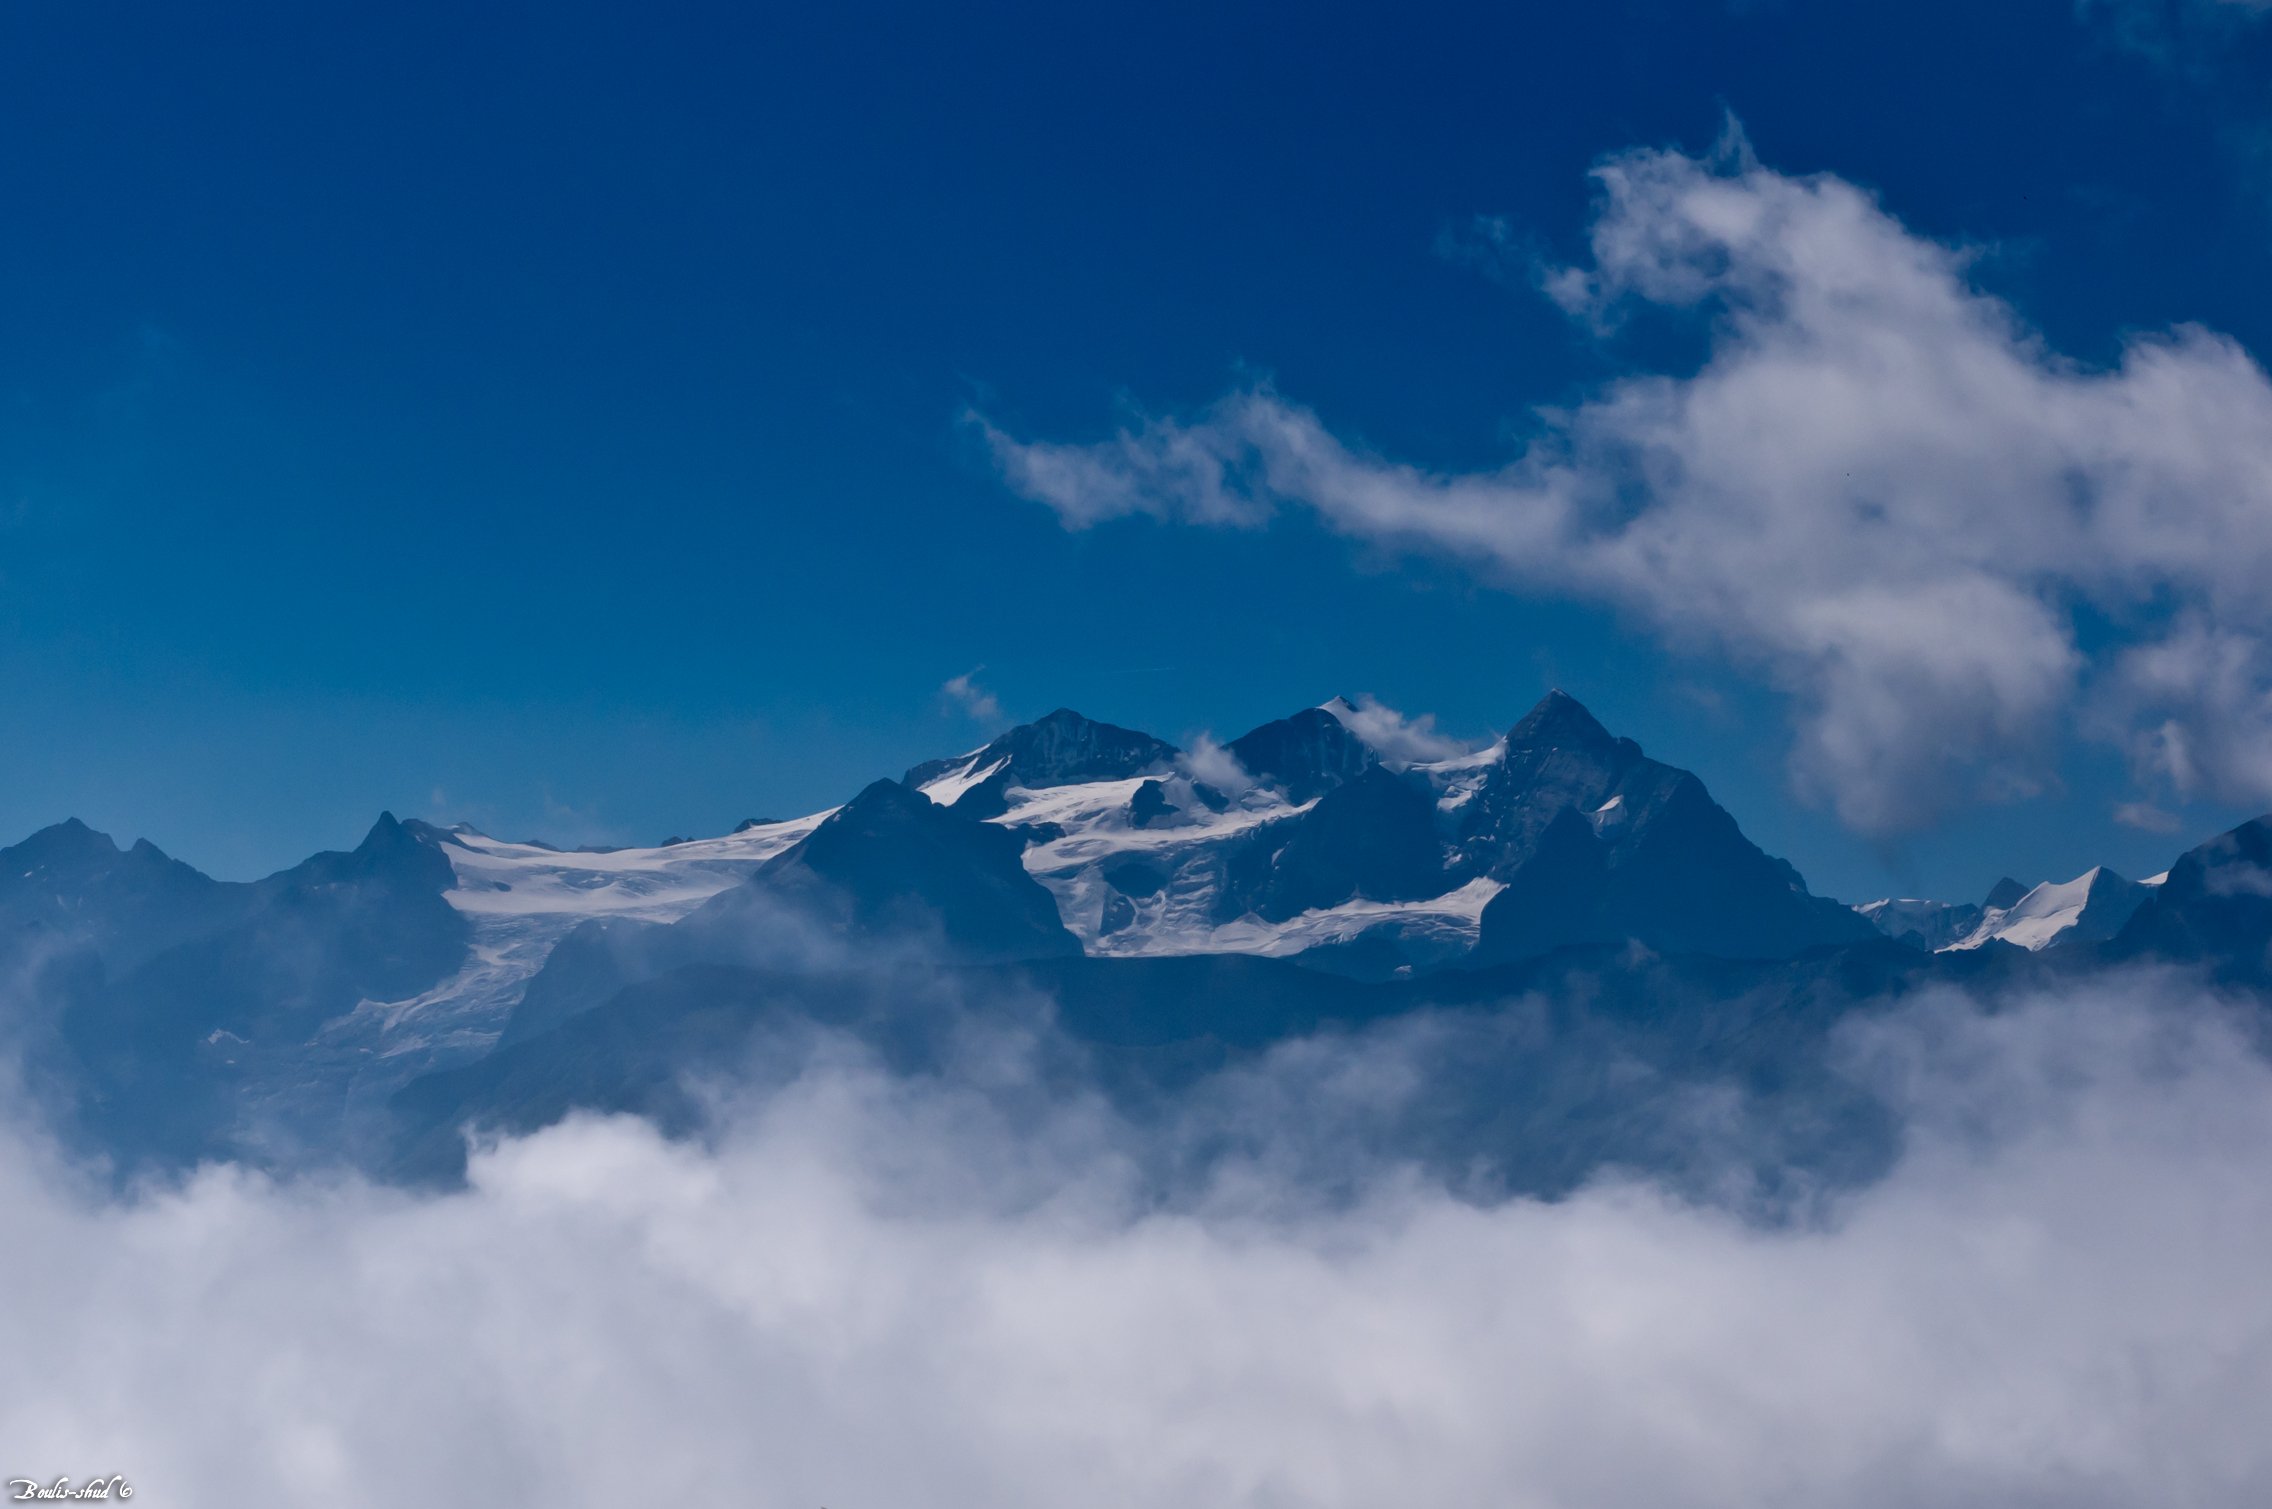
2106,617,2272,804
1324,693,1481,765
7,978,2272,1504
940,669,1003,725
982,129,2272,834
2114,799,2184,834
1175,732,1255,797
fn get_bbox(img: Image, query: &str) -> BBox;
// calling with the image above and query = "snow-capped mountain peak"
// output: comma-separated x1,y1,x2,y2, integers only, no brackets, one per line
906,708,1177,815
1947,865,2150,952
353,813,832,1046
1224,705,1377,803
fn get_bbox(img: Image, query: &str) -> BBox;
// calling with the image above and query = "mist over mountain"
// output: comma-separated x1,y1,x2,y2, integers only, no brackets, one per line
3,689,2264,1200
6,761,2269,1504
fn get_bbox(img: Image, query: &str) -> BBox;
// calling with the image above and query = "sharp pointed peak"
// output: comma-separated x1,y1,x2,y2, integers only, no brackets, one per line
1281,703,1356,731
356,810,451,857
1230,701,1358,741
1508,689,1616,750
1983,876,2031,910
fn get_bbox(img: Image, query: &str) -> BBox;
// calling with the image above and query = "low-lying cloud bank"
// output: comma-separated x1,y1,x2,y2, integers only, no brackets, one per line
6,973,2272,1507
983,128,2272,835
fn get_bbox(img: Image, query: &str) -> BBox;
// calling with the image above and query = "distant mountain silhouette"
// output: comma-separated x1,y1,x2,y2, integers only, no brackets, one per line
3,694,2266,1188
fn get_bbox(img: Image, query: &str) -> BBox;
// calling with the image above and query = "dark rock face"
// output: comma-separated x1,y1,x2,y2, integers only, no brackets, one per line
0,819,246,983
1128,780,1178,828
2110,816,2272,984
59,813,467,1052
1225,706,1377,803
497,916,668,1049
498,780,1081,1049
1454,690,1662,877
1223,767,1447,922
48,814,472,1168
1984,877,2031,911
1101,858,1171,899
905,708,1178,811
1466,692,1876,964
750,779,1082,963
1476,807,1616,960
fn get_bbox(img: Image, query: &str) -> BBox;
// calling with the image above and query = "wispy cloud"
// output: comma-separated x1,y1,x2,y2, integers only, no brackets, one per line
2115,799,2184,833
2080,0,2272,62
1325,693,1481,764
982,126,2272,835
1175,732,1255,797
939,669,1003,725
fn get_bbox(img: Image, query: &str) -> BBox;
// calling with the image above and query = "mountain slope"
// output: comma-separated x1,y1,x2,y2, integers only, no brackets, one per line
50,814,474,1166
1860,869,2153,955
924,691,1867,972
907,708,1177,817
1224,705,1378,803
740,778,1081,962
498,780,1079,1047
2109,816,2272,984
1855,895,1986,952
1949,867,2151,952
10,693,2272,1185
0,819,247,985
1463,694,1876,963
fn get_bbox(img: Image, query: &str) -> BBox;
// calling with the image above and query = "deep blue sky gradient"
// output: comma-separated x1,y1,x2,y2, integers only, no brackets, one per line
4,0,2269,898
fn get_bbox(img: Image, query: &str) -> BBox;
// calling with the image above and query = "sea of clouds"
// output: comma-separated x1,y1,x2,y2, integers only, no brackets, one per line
5,970,2272,1507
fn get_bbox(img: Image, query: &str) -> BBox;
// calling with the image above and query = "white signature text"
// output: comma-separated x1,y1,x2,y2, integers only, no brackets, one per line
7,1480,133,1502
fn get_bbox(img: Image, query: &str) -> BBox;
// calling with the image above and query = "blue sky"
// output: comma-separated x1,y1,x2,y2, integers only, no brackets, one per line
5,0,2272,900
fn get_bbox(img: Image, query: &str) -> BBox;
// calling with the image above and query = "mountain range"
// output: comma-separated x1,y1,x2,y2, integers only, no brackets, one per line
5,691,2267,1186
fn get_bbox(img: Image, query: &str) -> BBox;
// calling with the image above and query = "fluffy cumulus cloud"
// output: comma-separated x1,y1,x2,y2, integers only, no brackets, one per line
980,131,2272,834
9,978,2272,1506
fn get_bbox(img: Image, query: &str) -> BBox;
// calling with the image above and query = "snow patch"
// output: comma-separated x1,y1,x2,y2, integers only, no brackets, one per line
916,754,1006,807
1946,866,2144,953
353,813,831,1052
1075,876,1507,960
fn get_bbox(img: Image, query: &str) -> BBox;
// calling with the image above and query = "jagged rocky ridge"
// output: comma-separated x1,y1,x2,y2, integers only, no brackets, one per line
1857,868,2156,954
902,691,1872,975
4,691,2269,1184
